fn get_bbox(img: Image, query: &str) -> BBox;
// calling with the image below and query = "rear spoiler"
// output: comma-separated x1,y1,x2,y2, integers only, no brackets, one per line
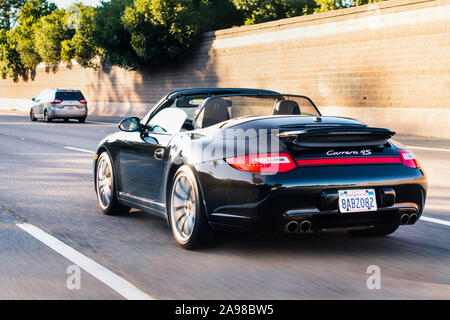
278,127,396,148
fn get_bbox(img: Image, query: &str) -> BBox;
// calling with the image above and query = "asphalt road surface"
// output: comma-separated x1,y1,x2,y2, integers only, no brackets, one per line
0,111,449,299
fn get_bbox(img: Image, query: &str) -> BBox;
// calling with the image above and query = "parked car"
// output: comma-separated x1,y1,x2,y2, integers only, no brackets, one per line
30,89,87,123
93,88,427,249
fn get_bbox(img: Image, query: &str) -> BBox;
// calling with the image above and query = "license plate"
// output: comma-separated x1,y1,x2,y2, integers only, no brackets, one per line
65,106,76,110
338,189,377,213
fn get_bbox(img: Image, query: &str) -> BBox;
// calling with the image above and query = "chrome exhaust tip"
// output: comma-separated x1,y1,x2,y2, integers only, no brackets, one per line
400,214,409,225
408,213,418,225
286,221,299,233
298,220,312,233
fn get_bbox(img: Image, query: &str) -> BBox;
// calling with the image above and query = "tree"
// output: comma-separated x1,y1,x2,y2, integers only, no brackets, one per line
34,9,73,65
14,0,56,69
0,28,25,80
94,0,140,69
61,4,98,67
232,0,317,25
314,0,383,13
121,0,241,66
0,0,26,29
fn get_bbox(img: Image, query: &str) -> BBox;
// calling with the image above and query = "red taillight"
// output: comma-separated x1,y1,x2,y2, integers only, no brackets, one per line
225,153,296,173
50,100,62,104
398,149,419,168
78,100,87,104
296,157,402,166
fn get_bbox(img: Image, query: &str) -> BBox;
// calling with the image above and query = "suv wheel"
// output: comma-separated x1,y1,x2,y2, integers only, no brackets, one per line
44,110,51,123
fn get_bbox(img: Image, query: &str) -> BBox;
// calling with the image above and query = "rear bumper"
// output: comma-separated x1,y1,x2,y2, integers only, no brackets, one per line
194,161,427,232
49,107,87,119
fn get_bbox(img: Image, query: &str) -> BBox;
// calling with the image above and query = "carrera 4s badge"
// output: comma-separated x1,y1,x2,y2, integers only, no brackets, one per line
326,149,372,156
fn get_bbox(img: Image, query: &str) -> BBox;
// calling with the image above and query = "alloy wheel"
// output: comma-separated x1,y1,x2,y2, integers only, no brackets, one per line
170,173,197,242
96,154,113,210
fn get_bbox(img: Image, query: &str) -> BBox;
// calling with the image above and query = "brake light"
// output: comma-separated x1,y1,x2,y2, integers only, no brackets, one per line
398,149,419,168
225,153,296,173
78,100,87,104
50,100,62,104
296,157,402,166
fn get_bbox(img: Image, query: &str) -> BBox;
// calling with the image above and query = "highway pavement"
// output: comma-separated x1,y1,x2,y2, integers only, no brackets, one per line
0,111,448,299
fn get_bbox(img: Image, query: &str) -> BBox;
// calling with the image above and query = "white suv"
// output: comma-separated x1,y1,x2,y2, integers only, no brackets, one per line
30,89,88,123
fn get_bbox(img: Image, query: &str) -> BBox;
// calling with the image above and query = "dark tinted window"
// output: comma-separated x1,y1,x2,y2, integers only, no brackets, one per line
55,91,84,100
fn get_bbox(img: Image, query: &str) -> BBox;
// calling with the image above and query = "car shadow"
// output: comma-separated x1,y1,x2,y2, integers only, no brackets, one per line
125,209,431,259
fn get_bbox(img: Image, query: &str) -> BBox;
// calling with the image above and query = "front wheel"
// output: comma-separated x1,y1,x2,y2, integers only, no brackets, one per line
95,152,130,215
169,166,212,249
348,222,399,237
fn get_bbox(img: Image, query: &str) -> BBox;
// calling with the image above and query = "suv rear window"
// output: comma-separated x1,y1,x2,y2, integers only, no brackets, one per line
55,91,85,100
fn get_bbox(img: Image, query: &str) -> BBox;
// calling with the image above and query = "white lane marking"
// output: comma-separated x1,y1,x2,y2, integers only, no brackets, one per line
421,216,450,227
86,121,117,125
64,146,95,154
16,223,154,300
407,146,450,153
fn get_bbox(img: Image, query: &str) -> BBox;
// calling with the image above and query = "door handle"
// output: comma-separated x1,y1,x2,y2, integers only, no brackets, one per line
154,148,165,160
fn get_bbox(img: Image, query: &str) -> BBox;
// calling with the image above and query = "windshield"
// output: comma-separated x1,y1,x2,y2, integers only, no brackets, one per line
148,108,187,134
194,95,320,129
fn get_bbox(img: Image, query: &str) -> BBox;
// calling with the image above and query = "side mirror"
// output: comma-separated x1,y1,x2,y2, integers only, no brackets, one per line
32,98,36,102
119,117,141,132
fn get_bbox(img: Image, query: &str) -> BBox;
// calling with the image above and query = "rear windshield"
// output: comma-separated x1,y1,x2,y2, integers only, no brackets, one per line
55,91,84,100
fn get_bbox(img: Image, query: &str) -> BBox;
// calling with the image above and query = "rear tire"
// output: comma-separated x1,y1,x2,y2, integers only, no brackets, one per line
30,109,37,121
169,165,212,249
95,151,130,215
44,110,51,122
348,222,399,237
78,117,86,123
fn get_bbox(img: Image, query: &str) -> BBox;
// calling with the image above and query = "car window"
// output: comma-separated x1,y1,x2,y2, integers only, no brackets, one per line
55,91,84,100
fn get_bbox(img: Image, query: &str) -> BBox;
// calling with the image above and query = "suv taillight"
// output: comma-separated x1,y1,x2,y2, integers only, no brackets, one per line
50,100,62,104
78,100,87,104
398,149,419,168
225,153,296,173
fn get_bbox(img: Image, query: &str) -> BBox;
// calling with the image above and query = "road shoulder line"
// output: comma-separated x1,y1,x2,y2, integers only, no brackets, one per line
407,146,450,153
16,222,154,300
421,216,450,227
64,146,95,154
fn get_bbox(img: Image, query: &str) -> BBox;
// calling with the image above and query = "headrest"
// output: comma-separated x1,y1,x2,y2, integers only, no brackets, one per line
196,98,230,128
273,100,300,115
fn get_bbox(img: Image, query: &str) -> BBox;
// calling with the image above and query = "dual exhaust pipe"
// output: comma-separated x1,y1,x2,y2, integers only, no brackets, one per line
400,213,418,225
286,213,417,233
285,220,312,233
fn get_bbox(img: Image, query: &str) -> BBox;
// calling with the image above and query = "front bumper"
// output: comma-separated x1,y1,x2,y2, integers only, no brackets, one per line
194,161,427,233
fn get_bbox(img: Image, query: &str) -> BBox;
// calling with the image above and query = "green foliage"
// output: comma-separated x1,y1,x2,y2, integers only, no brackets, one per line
94,0,139,69
63,4,98,68
14,0,55,69
0,28,24,80
314,0,384,13
232,0,316,25
121,0,216,64
0,0,27,29
34,9,73,65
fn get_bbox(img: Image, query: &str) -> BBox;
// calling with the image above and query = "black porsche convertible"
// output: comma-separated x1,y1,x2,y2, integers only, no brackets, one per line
94,88,427,249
